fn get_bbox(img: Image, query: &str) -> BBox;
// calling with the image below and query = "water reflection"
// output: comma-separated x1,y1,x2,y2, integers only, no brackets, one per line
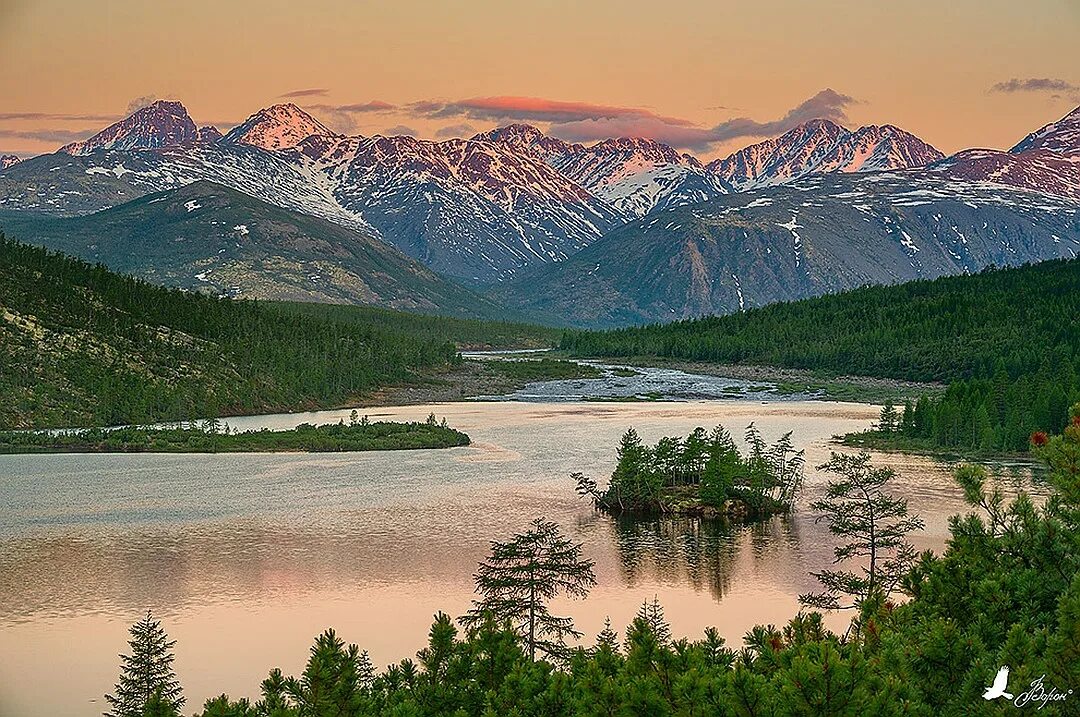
0,399,1045,717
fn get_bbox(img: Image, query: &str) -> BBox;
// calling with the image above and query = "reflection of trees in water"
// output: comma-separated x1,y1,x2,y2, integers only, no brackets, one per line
603,515,802,601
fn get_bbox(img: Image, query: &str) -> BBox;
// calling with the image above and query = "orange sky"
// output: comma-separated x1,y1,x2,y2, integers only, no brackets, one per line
1,0,1078,159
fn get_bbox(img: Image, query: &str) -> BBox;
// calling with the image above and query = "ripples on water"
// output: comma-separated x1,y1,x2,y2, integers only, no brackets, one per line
0,367,1044,717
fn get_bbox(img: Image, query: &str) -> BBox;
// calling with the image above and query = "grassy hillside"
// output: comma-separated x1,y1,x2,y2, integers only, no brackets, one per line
0,180,516,321
563,259,1080,452
0,236,554,429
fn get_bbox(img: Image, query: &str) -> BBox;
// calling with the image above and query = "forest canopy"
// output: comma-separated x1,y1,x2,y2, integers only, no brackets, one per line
562,259,1080,453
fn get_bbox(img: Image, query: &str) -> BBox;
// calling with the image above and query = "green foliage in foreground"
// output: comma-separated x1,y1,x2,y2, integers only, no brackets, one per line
562,259,1080,453
0,418,469,454
575,425,804,516
0,237,551,430
115,410,1080,716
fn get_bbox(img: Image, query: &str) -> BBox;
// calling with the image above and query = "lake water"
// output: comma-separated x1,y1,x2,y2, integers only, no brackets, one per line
0,365,1039,716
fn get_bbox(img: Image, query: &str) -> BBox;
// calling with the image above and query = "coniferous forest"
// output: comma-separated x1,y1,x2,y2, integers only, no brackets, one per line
561,259,1080,453
0,235,554,429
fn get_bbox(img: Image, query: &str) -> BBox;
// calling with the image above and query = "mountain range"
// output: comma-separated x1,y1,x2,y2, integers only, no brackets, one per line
1,99,1078,326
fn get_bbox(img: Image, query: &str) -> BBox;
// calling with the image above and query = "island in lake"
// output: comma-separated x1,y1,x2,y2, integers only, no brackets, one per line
0,414,469,454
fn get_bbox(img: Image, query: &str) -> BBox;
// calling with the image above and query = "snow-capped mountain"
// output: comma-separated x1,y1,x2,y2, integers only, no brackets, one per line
0,155,20,170
930,105,1080,201
495,171,1080,327
1011,104,1080,154
4,104,621,282
222,103,334,151
708,119,943,190
471,123,580,162
477,126,729,217
288,132,623,280
548,137,729,217
6,99,1079,297
59,100,219,155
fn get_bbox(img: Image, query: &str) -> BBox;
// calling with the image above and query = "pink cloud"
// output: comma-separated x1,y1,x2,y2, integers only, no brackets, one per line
411,96,693,126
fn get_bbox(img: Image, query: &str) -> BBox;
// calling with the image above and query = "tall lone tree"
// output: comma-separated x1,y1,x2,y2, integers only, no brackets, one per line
105,610,184,717
462,517,596,661
800,452,924,612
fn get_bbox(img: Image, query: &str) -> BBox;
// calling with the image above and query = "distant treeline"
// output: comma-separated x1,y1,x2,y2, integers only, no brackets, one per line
274,301,563,350
0,235,551,429
562,259,1080,453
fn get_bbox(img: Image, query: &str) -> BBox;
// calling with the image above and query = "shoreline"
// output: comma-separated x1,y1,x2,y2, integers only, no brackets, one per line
575,355,943,405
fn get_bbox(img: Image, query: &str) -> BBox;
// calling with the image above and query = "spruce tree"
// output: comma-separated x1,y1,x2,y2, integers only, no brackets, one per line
104,611,184,717
462,518,596,661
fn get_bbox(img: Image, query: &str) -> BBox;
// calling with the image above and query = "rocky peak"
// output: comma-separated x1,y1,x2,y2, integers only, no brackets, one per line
1010,104,1080,155
221,103,333,151
0,154,21,169
60,100,199,155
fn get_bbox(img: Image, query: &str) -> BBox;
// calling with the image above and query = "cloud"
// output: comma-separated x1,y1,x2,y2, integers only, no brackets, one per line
280,88,329,99
548,89,858,152
0,111,119,122
990,77,1079,95
434,122,476,139
305,101,399,133
125,95,160,114
0,127,98,143
384,124,417,136
407,96,693,126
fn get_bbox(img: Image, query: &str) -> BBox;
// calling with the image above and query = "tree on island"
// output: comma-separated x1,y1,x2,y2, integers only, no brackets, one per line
104,610,184,717
800,452,924,612
462,518,596,661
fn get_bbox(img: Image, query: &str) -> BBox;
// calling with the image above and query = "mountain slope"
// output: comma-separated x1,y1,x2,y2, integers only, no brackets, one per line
222,103,335,150
289,132,624,281
931,105,1080,201
709,119,943,190
59,100,216,154
494,172,1080,327
0,181,512,319
0,234,473,429
475,125,728,217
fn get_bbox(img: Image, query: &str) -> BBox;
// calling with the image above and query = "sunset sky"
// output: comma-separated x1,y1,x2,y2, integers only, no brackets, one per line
1,0,1078,159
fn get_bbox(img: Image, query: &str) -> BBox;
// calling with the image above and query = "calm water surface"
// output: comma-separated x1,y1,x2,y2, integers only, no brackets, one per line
0,377,1039,716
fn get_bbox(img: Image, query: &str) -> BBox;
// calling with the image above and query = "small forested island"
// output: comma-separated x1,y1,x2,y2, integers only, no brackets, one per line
574,424,804,519
0,413,469,454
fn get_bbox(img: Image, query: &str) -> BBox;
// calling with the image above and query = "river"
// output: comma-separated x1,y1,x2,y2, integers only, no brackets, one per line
0,363,1038,716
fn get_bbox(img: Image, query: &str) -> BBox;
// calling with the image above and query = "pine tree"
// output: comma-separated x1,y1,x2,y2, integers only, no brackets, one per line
104,611,184,717
462,518,596,661
799,452,924,611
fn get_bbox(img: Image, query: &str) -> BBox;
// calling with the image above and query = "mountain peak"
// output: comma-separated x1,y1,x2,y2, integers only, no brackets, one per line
222,103,333,151
1010,104,1080,155
60,100,199,155
709,118,940,189
471,123,578,160
1,154,21,170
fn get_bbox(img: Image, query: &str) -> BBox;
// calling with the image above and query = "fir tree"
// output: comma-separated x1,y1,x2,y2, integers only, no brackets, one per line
462,518,596,661
104,611,184,717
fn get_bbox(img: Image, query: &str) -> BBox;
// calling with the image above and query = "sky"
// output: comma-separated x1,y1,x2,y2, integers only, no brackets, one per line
1,0,1078,160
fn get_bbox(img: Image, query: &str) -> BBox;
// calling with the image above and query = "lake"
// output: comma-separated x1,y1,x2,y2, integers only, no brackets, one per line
0,365,1039,716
